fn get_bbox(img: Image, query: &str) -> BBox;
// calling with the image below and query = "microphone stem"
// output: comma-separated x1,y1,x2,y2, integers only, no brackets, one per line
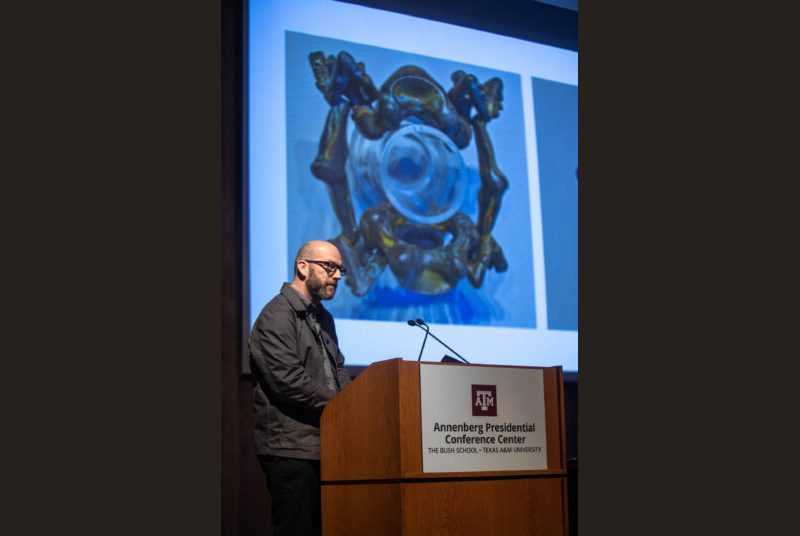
417,329,429,362
425,331,470,364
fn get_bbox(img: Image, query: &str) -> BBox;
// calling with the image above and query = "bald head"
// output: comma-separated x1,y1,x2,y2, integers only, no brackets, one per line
294,240,339,268
291,240,344,303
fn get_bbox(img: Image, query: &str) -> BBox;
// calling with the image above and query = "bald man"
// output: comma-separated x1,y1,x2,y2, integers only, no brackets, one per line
248,240,352,536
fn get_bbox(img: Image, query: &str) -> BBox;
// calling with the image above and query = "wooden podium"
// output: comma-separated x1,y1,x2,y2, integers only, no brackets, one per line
320,358,569,535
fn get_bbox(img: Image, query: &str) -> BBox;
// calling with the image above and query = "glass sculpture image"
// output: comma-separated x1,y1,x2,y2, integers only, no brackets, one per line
308,50,509,297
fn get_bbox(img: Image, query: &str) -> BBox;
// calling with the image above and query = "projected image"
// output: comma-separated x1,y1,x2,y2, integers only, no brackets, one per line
285,31,536,328
532,77,578,331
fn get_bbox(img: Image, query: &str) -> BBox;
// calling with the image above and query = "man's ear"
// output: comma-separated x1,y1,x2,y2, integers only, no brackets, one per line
296,260,309,279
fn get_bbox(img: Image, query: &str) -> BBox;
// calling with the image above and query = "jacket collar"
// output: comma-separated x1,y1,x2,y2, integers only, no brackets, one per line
280,282,316,314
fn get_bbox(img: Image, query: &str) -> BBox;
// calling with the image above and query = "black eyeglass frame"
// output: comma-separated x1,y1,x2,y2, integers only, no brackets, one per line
302,259,347,276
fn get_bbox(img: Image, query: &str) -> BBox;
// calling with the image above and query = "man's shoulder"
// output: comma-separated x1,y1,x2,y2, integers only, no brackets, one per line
254,289,292,321
262,291,288,311
254,284,309,320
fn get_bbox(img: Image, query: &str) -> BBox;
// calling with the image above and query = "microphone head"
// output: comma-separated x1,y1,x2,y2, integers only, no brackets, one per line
415,318,426,325
407,319,416,326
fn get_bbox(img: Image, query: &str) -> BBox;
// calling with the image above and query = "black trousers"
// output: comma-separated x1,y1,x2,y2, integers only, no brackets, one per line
258,455,322,536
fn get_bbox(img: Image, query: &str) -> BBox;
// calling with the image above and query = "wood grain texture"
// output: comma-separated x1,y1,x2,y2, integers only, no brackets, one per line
322,482,402,536
544,366,568,472
322,478,567,536
398,361,422,477
321,358,403,481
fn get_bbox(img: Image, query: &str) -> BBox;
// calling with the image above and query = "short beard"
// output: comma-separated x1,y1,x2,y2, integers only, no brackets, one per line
306,269,336,302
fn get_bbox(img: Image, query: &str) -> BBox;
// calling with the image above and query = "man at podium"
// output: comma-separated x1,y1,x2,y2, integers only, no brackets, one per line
248,240,352,536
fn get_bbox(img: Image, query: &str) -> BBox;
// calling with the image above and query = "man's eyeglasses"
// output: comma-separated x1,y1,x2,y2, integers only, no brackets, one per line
303,259,347,276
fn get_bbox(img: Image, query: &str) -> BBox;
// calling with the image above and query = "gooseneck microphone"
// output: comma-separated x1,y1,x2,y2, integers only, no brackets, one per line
406,318,470,364
407,319,429,361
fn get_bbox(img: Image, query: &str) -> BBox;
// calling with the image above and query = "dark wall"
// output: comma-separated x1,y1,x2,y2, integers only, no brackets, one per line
222,1,578,534
221,0,248,533
564,376,578,536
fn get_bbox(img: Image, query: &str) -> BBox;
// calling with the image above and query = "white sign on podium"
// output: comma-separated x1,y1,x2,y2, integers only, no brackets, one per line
419,363,548,473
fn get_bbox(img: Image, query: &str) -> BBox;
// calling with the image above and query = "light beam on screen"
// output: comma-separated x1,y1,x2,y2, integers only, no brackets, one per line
247,0,577,370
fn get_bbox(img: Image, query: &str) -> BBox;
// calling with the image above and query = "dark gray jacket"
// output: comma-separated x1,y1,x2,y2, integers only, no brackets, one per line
248,283,352,460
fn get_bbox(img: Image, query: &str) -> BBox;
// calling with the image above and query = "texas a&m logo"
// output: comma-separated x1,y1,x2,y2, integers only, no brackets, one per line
471,384,497,416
